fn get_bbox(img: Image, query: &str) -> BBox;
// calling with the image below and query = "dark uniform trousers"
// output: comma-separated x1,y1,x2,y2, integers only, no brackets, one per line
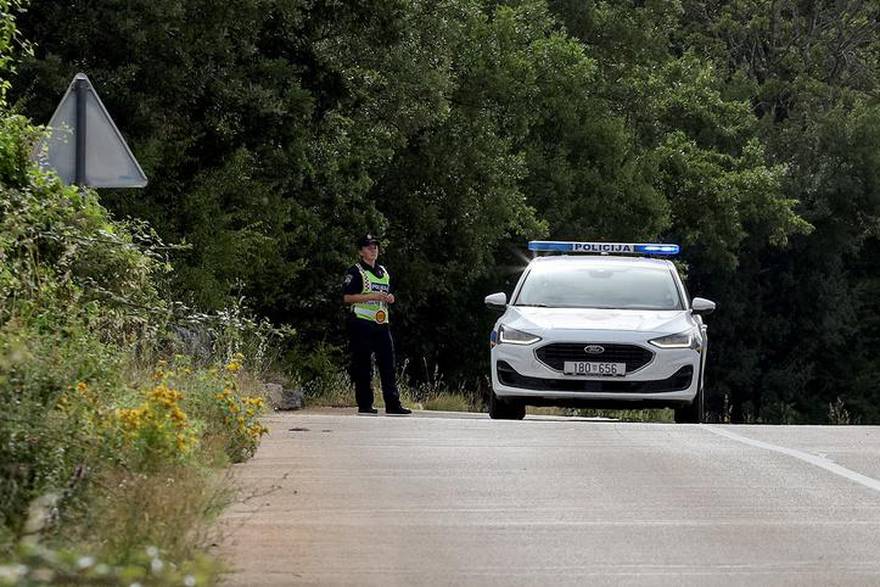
348,318,401,410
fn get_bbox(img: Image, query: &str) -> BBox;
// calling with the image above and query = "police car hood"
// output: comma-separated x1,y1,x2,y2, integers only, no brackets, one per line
506,306,692,335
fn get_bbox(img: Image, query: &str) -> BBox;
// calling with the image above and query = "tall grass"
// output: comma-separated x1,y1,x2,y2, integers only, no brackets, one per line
422,393,474,412
0,351,269,584
62,465,233,566
301,354,486,412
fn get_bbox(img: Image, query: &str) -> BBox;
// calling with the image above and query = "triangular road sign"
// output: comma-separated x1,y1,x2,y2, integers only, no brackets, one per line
35,73,148,188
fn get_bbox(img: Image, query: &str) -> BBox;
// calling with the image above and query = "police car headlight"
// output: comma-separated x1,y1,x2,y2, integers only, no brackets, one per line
649,329,702,350
498,324,542,345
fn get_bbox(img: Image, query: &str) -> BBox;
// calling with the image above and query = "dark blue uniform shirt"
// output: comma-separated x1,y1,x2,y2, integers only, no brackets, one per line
342,261,392,297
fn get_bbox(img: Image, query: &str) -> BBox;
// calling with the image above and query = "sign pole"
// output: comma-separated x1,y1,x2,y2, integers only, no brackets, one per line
75,78,87,186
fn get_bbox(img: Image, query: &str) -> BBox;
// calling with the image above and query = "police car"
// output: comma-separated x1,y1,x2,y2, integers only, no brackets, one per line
485,241,715,422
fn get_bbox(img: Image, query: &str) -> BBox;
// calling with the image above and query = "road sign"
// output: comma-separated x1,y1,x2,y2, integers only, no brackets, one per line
35,73,148,188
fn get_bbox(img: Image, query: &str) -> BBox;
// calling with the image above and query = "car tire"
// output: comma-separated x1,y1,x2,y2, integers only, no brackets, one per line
674,385,704,424
488,390,526,420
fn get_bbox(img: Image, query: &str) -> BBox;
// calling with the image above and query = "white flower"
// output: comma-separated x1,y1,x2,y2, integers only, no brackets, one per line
76,556,95,569
150,558,164,574
0,564,29,581
184,575,197,586
145,546,159,558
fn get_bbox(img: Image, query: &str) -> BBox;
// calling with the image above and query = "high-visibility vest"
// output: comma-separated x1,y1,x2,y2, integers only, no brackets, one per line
351,264,391,324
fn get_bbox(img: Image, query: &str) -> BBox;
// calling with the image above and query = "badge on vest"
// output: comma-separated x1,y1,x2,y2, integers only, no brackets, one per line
375,310,387,324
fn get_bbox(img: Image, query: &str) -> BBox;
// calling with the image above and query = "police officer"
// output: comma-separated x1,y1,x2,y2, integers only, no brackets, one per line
342,234,411,415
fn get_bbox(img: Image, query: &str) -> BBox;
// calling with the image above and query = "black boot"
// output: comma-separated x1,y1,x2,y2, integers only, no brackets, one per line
385,405,412,415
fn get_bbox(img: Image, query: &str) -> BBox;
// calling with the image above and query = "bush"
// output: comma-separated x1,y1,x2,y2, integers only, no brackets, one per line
0,317,125,539
167,354,269,463
180,297,293,378
0,173,172,347
0,7,276,580
0,110,271,578
0,542,219,586
51,357,267,566
0,341,269,561
108,383,201,471
61,465,232,570
0,164,174,540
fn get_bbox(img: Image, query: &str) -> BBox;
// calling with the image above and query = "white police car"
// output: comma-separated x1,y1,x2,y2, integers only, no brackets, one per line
485,241,715,422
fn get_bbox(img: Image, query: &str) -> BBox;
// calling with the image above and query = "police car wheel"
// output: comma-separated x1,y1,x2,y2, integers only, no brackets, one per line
674,386,704,424
488,390,526,420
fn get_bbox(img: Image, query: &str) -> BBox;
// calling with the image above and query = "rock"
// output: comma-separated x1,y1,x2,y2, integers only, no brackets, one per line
22,492,60,544
170,325,213,362
264,383,305,411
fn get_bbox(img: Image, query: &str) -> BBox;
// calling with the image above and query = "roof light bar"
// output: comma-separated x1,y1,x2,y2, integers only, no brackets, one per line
527,241,680,256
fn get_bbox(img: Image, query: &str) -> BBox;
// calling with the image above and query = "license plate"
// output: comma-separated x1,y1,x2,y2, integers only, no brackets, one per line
563,361,626,376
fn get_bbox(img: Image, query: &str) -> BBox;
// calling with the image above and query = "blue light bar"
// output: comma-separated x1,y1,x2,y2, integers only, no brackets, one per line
527,241,680,256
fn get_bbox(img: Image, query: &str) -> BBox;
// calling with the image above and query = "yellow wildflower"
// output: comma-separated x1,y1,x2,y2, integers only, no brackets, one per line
170,406,188,425
116,407,146,432
176,433,191,453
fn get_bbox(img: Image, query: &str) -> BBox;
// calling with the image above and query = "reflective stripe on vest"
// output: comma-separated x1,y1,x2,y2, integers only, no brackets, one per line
352,264,390,324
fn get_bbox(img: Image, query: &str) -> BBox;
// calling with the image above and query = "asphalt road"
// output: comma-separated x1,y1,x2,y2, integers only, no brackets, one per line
219,410,880,586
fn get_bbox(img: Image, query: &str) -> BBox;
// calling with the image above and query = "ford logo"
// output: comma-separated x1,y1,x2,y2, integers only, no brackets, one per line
584,345,605,354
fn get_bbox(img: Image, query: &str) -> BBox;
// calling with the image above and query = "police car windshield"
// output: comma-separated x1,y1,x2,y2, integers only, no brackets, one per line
514,263,683,310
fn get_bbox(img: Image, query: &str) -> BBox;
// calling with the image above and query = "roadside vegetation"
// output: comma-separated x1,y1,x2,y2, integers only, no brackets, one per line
0,4,280,584
302,358,478,413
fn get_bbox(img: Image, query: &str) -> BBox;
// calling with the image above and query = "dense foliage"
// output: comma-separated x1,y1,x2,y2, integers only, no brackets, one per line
8,0,880,423
0,3,270,580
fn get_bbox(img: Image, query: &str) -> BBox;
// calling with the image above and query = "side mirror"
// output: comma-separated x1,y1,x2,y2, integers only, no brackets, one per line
692,297,716,315
484,292,507,309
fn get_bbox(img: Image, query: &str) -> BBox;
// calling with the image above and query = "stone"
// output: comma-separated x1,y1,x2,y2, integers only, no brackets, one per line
264,383,304,411
169,325,212,362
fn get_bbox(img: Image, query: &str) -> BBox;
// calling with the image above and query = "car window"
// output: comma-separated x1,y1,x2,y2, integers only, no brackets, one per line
514,263,683,310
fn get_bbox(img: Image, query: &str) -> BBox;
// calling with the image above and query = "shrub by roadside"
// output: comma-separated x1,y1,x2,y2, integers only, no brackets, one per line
0,15,276,582
1,329,270,583
55,355,268,570
1,543,216,586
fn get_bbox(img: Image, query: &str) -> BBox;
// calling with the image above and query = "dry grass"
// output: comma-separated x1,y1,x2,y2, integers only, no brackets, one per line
302,370,357,408
422,393,474,412
63,463,233,568
576,408,675,422
305,374,480,414
305,386,357,408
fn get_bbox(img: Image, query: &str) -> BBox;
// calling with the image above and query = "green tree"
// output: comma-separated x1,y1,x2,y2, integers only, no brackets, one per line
675,0,880,422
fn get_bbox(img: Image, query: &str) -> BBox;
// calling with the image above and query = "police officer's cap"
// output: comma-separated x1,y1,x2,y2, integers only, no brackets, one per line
356,234,381,248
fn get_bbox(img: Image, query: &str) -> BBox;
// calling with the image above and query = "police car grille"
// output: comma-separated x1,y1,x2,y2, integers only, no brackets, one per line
497,361,692,393
535,343,654,372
